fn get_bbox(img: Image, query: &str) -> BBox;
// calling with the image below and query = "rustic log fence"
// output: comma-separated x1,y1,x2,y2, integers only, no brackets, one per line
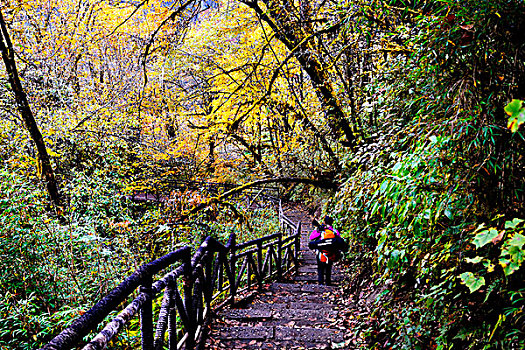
42,207,301,350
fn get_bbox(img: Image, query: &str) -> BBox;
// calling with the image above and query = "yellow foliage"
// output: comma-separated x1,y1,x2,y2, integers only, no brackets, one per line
2,0,333,188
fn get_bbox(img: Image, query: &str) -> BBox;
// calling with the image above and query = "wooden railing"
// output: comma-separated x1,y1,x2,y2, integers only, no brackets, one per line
42,211,301,350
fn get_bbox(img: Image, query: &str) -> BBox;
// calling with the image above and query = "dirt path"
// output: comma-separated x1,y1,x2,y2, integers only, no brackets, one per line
205,205,360,349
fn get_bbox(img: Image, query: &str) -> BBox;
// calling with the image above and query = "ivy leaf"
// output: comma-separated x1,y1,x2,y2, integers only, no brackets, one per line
500,234,525,276
501,260,521,276
505,100,525,132
459,272,485,293
472,228,499,249
504,99,523,117
505,218,524,230
484,261,495,273
508,233,525,249
465,256,483,264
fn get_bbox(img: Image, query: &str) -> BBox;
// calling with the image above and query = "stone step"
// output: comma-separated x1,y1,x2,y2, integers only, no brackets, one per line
300,252,316,256
301,250,316,256
210,326,344,345
271,308,338,323
292,278,342,285
293,274,343,283
222,303,336,320
207,339,333,350
220,308,273,320
293,274,318,282
275,326,344,343
299,254,317,260
253,293,330,305
269,282,337,294
246,302,289,311
296,267,316,273
212,326,273,340
218,312,338,328
243,301,334,312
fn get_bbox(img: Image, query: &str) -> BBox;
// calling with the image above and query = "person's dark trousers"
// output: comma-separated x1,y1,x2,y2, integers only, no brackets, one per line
316,254,333,285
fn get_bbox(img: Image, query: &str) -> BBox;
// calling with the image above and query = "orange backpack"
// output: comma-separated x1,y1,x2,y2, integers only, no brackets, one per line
322,228,336,239
318,228,339,263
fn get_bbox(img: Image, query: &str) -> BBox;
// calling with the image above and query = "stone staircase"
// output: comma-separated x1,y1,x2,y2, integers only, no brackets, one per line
205,207,349,349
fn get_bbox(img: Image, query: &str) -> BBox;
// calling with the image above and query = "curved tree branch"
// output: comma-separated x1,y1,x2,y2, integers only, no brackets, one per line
180,176,338,220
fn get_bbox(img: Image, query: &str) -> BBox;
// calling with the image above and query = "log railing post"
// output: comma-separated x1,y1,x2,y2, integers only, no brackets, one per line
182,253,195,349
228,234,237,305
277,229,283,281
278,200,283,227
204,253,213,305
295,222,302,267
257,241,263,288
140,275,154,350
193,269,203,328
154,277,174,350
246,254,252,290
167,276,178,350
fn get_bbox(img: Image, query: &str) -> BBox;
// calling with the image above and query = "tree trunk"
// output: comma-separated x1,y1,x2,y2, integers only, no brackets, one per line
0,11,61,207
244,0,358,147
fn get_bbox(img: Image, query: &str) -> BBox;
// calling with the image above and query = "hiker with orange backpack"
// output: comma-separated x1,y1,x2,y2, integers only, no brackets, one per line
309,216,342,286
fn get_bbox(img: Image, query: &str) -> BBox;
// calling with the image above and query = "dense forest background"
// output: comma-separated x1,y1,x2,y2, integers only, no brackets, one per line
1,0,524,348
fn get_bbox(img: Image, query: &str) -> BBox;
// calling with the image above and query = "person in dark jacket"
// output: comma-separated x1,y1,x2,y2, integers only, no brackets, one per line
309,216,341,285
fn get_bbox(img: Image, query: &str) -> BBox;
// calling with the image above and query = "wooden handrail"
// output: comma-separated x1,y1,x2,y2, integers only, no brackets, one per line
41,210,301,350
235,233,280,250
42,247,192,350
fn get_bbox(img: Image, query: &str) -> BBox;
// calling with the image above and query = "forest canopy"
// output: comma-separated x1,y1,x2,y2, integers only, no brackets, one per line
1,0,524,348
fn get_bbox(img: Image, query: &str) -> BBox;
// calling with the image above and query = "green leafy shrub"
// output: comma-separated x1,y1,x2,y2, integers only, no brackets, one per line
326,0,525,348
